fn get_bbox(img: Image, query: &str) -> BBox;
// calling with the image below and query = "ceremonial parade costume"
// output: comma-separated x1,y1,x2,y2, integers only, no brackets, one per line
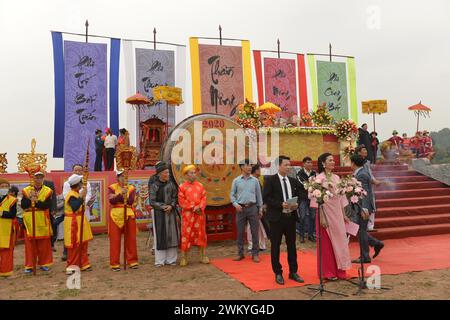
64,186,93,272
178,165,208,266
108,182,138,270
21,184,54,271
0,192,18,277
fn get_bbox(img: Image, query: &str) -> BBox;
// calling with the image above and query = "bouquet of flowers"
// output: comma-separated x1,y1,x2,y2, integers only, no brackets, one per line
304,176,334,205
334,119,358,140
342,145,356,160
259,111,276,127
304,175,335,227
311,102,334,126
336,175,367,204
300,112,313,127
235,99,260,130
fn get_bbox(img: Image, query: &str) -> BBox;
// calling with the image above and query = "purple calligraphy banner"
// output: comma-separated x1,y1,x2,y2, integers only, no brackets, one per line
63,41,107,171
264,57,298,118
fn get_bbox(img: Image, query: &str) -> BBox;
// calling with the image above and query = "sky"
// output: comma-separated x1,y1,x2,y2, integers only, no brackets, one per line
1,0,449,171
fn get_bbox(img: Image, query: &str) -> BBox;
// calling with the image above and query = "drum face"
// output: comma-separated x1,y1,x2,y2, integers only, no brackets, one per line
161,113,243,206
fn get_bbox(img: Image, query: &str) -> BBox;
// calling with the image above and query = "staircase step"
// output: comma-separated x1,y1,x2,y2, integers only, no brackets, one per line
377,204,450,218
377,181,446,191
372,165,409,171
375,213,450,228
369,223,450,240
377,196,450,208
375,170,421,177
375,188,450,199
377,175,433,183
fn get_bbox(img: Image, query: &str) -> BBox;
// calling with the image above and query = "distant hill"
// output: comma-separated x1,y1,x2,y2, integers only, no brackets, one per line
431,128,450,164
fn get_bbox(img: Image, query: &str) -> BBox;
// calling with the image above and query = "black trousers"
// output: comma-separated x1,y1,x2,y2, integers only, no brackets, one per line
356,212,382,261
105,148,115,170
94,150,103,171
269,213,298,275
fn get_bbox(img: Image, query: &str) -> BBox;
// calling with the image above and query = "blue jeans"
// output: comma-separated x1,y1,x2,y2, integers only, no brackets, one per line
297,200,316,238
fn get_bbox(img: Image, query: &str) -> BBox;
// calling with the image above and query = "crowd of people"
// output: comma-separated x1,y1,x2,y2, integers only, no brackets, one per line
357,123,434,163
0,153,386,285
94,128,130,172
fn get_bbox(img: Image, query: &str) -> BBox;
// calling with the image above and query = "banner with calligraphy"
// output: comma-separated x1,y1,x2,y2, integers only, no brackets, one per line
198,44,244,117
63,41,107,171
316,61,349,121
135,49,175,132
263,58,298,118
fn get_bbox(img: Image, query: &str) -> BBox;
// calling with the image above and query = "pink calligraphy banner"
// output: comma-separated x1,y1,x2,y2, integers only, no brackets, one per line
198,44,244,117
263,57,298,118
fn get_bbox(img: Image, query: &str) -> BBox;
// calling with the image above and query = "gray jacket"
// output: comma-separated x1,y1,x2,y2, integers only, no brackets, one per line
355,167,376,213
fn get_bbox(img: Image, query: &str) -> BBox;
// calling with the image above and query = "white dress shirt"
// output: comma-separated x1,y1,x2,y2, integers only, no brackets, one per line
104,135,117,149
277,173,292,201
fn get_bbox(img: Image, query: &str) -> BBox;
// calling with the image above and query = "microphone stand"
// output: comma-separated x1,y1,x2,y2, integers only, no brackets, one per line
308,203,348,299
346,203,391,295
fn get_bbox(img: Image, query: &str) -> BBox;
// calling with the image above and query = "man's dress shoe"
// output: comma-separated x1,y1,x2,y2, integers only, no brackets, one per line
275,274,285,285
289,273,305,283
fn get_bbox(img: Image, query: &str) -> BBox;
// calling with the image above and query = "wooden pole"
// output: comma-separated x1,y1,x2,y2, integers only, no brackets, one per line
85,20,89,43
416,114,420,133
373,113,376,132
329,43,332,62
219,25,222,45
166,101,169,136
79,141,90,269
122,170,128,270
153,28,156,50
30,175,37,276
277,39,280,58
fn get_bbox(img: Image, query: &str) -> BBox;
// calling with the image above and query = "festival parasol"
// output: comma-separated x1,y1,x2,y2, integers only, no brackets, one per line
152,86,183,135
408,101,431,132
125,92,152,106
125,92,154,169
256,102,282,114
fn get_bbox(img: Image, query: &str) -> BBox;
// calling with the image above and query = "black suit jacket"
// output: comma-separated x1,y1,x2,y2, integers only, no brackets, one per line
296,168,316,201
263,174,301,222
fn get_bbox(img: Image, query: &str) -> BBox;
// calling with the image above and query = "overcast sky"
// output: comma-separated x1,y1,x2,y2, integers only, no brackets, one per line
1,0,449,171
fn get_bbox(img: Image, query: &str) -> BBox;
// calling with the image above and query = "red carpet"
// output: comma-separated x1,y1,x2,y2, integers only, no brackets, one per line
211,234,450,292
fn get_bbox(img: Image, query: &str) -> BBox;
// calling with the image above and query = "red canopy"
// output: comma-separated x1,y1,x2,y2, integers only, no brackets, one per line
408,101,431,132
408,101,431,112
125,92,151,105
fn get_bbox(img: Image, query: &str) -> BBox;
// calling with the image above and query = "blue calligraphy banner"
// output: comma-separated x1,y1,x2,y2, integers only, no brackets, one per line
63,41,107,171
135,49,175,132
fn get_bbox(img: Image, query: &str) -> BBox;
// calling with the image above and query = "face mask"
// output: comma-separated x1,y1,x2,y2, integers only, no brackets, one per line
0,188,8,196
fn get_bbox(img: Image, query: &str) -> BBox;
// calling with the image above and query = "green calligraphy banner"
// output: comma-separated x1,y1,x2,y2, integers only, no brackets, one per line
317,61,349,121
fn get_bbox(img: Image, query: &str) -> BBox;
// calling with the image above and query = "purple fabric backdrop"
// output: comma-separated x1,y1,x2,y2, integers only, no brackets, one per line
63,41,107,171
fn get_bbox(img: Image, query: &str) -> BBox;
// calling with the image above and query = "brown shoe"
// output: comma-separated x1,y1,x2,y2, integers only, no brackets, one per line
252,255,260,263
233,255,245,261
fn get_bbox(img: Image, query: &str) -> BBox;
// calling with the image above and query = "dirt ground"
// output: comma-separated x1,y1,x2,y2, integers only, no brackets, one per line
1,233,449,300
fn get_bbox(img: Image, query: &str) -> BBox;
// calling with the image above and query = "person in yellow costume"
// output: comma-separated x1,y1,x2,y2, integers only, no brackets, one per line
20,171,53,273
108,171,138,271
64,174,93,274
0,178,18,277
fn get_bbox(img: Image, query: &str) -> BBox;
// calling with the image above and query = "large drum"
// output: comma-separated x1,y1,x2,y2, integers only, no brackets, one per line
161,113,243,206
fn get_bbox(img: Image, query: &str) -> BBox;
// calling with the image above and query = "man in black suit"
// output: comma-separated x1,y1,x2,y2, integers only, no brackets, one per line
263,156,304,285
296,156,317,243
